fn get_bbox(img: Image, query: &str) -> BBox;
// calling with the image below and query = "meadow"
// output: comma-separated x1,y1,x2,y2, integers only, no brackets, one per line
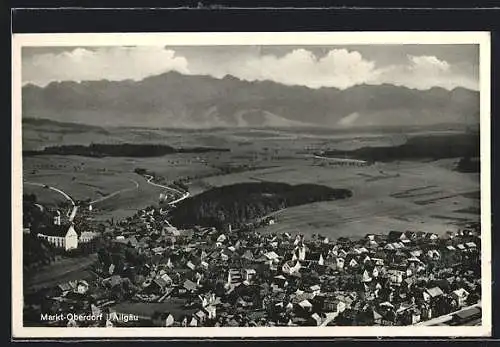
22,125,481,238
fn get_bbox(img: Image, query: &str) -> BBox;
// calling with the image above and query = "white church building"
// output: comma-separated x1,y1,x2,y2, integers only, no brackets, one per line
37,223,79,251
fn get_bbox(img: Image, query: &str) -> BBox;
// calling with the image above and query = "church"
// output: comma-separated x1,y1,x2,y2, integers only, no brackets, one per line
37,223,79,251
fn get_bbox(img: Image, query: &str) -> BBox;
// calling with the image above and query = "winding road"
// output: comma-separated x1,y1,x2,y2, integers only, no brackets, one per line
89,178,139,205
24,181,75,206
143,174,190,205
24,174,189,223
25,178,140,219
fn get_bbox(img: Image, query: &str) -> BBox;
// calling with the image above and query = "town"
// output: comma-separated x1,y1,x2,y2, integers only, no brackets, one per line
23,184,482,328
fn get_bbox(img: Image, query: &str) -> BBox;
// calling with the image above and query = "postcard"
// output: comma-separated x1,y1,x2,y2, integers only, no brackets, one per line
11,31,491,338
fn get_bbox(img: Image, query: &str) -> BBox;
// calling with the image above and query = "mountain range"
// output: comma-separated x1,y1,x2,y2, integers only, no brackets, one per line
22,71,479,129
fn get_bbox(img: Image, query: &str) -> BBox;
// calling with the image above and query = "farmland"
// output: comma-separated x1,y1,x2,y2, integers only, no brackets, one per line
22,123,481,237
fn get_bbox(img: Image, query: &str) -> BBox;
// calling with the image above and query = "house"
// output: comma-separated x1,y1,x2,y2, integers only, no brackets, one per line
204,305,217,320
241,250,255,262
371,257,385,266
348,258,359,268
186,261,196,271
298,299,313,312
227,269,242,287
216,234,227,243
163,225,180,236
318,253,325,266
451,288,470,307
189,316,198,327
263,251,280,262
365,234,376,241
336,257,345,270
57,282,72,294
293,245,307,261
37,224,79,251
425,233,439,241
373,310,383,325
323,297,347,313
183,279,197,293
243,269,257,283
164,313,175,327
404,231,418,240
152,246,165,255
194,310,207,324
309,284,321,296
427,249,441,260
410,308,421,324
465,242,477,250
149,274,173,293
423,287,444,302
388,269,404,286
76,280,89,294
384,243,395,251
388,231,408,241
79,231,99,243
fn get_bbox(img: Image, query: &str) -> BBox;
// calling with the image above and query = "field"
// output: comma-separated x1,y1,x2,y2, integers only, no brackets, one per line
198,158,479,238
22,124,481,237
24,254,99,293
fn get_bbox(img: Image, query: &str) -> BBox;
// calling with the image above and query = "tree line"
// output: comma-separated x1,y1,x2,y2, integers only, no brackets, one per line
24,143,230,158
170,182,352,229
322,133,479,162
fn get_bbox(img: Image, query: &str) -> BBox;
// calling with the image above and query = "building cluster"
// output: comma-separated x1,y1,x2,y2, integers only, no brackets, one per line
26,203,481,328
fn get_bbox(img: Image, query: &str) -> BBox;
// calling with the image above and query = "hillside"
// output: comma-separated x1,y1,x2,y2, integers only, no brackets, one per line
170,182,352,229
22,71,479,129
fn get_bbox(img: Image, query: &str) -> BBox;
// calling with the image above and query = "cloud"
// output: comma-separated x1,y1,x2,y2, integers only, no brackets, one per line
369,54,477,90
22,47,478,91
23,47,190,86
216,48,377,89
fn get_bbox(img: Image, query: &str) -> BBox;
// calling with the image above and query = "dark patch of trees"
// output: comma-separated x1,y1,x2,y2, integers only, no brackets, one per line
23,194,52,230
23,143,230,158
172,180,189,192
134,167,148,175
170,182,352,229
456,156,480,173
23,234,57,272
321,133,479,162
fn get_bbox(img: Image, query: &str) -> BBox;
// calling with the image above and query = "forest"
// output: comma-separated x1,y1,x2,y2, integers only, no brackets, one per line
169,182,352,229
321,133,479,162
23,143,230,158
456,156,480,173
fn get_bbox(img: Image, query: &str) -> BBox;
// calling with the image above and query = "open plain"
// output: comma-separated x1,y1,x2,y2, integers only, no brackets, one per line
22,125,480,238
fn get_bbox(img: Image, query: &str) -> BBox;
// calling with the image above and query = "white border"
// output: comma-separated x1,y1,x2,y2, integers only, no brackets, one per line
11,31,492,338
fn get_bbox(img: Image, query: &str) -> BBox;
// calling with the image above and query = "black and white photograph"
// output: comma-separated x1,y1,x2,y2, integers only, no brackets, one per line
11,32,491,338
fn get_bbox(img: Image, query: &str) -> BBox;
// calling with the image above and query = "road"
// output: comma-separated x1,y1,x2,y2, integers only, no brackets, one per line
414,302,482,326
310,154,368,165
89,178,139,205
320,312,339,326
25,174,189,224
143,174,190,205
24,181,75,206
24,181,78,221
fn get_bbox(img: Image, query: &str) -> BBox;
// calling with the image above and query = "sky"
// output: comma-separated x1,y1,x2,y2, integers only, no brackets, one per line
22,44,479,90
